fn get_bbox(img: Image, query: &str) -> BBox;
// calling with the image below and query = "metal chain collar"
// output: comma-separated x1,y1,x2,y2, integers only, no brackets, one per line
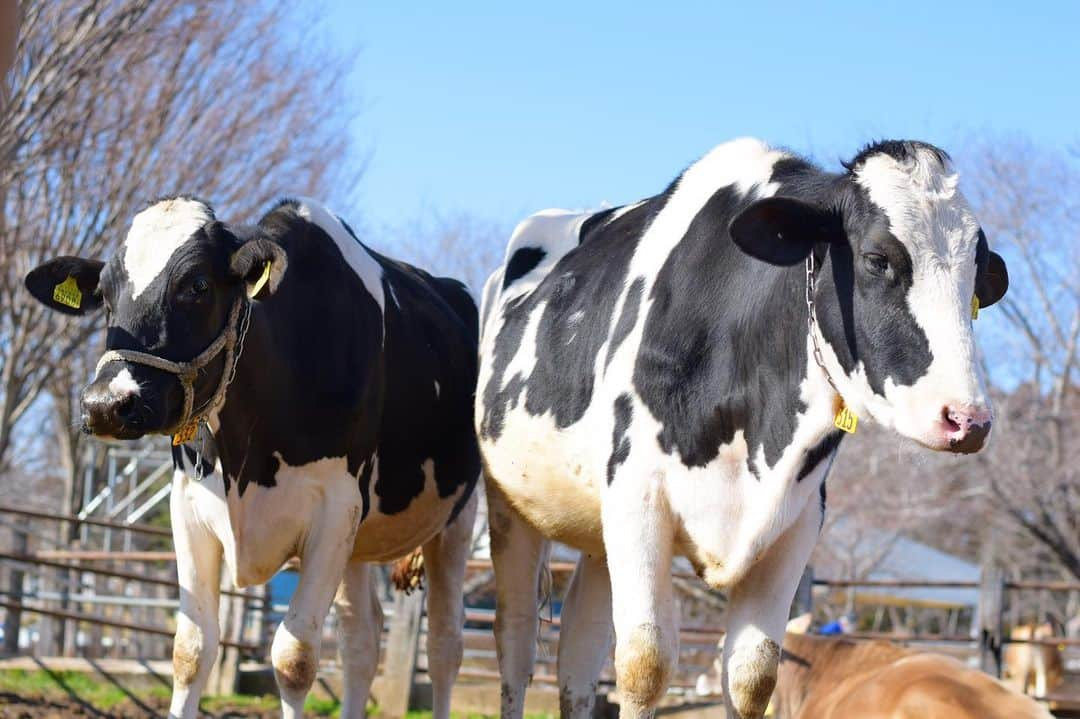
805,251,840,395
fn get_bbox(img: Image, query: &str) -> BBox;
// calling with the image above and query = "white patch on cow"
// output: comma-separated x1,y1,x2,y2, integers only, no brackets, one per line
498,299,548,393
842,150,989,445
478,267,505,342
498,210,588,303
107,367,140,398
124,198,213,299
294,199,385,312
433,381,440,398
386,280,400,308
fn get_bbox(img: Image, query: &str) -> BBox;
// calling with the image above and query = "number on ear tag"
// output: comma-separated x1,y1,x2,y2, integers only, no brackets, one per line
172,419,200,446
248,261,272,299
834,401,858,434
971,295,979,320
53,276,82,309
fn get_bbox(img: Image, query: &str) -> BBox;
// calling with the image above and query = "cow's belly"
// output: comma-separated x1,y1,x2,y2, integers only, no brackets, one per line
189,454,463,587
480,411,606,555
352,470,464,562
481,399,828,588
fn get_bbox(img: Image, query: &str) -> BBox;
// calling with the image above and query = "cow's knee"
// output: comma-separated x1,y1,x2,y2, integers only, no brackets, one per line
272,624,318,698
726,628,780,719
172,616,213,688
614,623,673,710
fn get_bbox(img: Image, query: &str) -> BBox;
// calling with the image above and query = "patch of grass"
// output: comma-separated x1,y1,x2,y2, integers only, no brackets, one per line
0,669,555,718
0,667,159,709
200,692,280,712
305,694,342,716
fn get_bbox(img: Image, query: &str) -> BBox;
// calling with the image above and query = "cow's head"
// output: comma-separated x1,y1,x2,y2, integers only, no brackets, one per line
730,141,1008,454
25,197,286,439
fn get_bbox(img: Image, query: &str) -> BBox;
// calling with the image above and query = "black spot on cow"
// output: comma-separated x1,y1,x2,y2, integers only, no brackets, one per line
634,184,812,471
503,247,546,288
842,140,950,173
578,206,619,242
607,394,633,484
796,432,842,482
818,479,827,527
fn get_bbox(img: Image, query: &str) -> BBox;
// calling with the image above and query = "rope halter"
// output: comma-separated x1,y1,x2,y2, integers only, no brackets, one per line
94,295,252,444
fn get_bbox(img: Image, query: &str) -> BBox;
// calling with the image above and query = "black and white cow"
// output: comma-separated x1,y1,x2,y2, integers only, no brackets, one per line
25,197,481,719
476,139,1008,719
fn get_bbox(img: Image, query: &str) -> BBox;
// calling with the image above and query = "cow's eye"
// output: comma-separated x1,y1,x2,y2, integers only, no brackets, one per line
862,253,889,277
192,277,210,294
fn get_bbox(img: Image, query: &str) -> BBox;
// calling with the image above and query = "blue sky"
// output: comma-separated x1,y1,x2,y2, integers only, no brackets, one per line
324,1,1078,232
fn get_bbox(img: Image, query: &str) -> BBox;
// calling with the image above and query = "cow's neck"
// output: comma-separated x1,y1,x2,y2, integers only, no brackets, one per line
692,240,843,477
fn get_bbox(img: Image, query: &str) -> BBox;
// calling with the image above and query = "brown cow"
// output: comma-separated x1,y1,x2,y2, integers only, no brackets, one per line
774,632,1053,719
1003,622,1065,699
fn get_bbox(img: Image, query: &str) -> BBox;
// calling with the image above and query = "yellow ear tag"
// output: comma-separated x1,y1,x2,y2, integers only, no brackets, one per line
248,260,272,299
53,276,82,309
834,399,858,434
172,418,200,446
971,295,980,320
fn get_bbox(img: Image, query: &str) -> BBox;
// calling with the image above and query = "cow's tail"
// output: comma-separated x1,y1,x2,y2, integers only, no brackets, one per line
390,546,425,594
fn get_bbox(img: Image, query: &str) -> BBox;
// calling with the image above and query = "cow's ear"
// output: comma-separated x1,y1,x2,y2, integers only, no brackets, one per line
729,197,841,266
976,251,1008,308
229,238,287,300
24,256,105,316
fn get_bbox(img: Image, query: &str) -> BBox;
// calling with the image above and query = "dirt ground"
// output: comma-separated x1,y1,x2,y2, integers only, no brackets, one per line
0,692,282,719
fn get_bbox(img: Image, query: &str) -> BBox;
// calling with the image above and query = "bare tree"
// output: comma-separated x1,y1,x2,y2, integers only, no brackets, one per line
961,137,1080,581
0,1,359,498
386,210,508,297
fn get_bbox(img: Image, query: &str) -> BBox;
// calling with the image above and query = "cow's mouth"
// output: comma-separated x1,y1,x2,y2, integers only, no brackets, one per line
910,415,992,454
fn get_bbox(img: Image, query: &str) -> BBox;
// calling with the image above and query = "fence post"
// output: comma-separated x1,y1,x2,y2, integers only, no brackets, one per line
979,565,1005,677
381,589,425,718
792,565,814,618
2,521,28,655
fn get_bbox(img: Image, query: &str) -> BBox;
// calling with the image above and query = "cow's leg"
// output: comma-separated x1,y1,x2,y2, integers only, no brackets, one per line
333,559,382,719
557,553,613,719
488,481,547,719
604,476,677,719
422,491,478,719
168,470,223,719
272,500,360,719
722,496,821,719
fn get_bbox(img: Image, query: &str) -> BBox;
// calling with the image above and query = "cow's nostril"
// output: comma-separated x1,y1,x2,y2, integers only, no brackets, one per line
114,395,141,425
942,406,962,433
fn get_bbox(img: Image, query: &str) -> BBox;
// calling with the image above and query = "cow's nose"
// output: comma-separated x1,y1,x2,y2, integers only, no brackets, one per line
81,388,143,436
940,404,992,454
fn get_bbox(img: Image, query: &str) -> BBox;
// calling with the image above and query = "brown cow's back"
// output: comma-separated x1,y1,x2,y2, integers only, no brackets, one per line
776,634,1052,719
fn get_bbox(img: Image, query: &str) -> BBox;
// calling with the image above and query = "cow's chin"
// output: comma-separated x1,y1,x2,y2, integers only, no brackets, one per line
888,415,991,455
90,427,149,442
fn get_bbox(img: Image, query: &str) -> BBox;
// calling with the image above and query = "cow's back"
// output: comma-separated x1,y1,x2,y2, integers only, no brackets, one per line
777,634,1052,719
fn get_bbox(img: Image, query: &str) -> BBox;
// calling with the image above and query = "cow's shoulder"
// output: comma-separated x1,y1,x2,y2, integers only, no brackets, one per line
260,197,385,311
